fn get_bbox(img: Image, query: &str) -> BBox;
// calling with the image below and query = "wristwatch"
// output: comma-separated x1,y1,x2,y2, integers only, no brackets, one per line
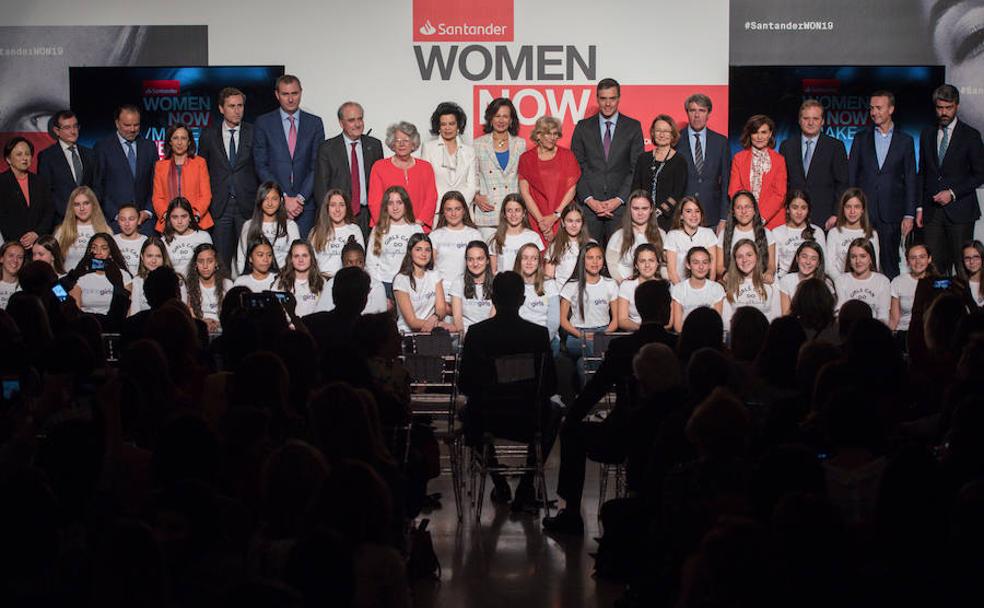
553,209,562,218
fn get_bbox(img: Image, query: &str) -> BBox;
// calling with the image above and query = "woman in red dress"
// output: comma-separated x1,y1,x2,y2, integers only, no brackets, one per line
518,116,581,243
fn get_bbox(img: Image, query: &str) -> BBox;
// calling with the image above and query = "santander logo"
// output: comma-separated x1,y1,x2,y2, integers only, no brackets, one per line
413,0,513,42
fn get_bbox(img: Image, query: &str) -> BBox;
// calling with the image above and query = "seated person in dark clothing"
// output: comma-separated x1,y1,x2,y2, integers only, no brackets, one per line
543,279,676,534
305,266,370,356
121,266,209,350
458,271,559,512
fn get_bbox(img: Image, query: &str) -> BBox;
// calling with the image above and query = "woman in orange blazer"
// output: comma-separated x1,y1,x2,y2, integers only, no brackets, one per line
729,114,787,229
152,123,212,232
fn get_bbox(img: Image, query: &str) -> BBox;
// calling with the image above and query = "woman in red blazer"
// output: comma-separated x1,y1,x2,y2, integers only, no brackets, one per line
729,115,787,229
152,123,212,232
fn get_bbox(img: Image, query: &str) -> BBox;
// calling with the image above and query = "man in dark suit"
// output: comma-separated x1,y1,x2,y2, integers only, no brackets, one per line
676,93,732,229
917,84,984,275
542,280,676,534
198,87,260,271
253,74,325,237
314,101,384,242
779,99,850,228
92,104,158,235
36,110,96,221
571,78,645,245
849,91,917,279
458,271,559,512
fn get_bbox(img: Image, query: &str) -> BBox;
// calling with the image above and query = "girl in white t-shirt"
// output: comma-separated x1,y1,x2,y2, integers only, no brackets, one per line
545,204,593,287
233,237,277,293
0,241,24,308
185,242,232,332
367,186,425,296
671,246,725,333
309,188,365,278
55,186,112,271
716,190,776,283
163,197,213,277
960,240,984,309
31,235,68,277
722,238,781,327
516,242,560,345
617,243,661,331
113,203,147,277
606,190,667,282
826,187,880,280
772,190,827,280
321,240,391,315
560,242,618,384
393,233,451,333
276,239,330,317
665,195,718,284
779,241,835,315
69,233,132,316
450,240,495,333
128,237,174,316
489,193,542,274
429,190,482,297
890,242,934,333
834,238,891,324
238,181,301,274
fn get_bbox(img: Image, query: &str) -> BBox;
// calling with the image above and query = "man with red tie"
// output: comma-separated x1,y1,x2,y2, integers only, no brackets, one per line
314,101,385,241
253,74,325,237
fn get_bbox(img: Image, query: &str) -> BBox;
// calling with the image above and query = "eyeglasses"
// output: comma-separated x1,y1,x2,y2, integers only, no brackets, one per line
393,139,412,145
56,123,80,131
964,255,982,261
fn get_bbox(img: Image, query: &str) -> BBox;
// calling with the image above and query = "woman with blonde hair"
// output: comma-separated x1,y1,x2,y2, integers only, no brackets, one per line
54,185,111,269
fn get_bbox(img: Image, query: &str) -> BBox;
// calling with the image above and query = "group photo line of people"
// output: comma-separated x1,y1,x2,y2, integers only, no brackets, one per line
3,71,984,606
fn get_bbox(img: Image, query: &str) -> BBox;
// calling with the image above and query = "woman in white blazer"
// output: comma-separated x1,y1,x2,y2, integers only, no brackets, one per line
420,102,478,228
472,97,526,241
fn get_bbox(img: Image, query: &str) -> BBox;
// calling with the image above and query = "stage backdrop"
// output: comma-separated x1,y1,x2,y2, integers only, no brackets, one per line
728,66,946,163
69,66,285,154
2,0,730,156
0,25,207,170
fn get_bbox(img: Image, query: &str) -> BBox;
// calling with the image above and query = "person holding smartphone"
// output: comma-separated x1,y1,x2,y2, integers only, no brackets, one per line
66,232,132,328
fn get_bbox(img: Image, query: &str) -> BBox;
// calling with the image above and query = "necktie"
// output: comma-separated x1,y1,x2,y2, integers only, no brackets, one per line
603,120,613,160
287,115,297,158
350,141,362,215
228,128,238,165
126,141,137,177
69,145,83,185
693,133,705,176
803,139,814,175
938,125,949,162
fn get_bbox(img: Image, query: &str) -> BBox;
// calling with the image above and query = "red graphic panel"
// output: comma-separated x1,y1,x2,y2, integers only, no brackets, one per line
472,84,729,149
413,0,513,42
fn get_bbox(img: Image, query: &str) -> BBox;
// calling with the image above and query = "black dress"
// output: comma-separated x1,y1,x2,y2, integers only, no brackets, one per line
631,151,688,231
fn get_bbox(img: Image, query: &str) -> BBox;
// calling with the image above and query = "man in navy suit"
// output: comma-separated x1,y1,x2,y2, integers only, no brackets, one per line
570,78,645,246
849,91,917,279
253,74,325,237
675,93,731,230
198,87,260,270
92,104,158,235
36,110,96,222
779,99,849,229
917,84,984,275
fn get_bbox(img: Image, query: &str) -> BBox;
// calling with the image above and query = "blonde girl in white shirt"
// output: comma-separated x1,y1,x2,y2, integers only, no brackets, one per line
55,186,111,271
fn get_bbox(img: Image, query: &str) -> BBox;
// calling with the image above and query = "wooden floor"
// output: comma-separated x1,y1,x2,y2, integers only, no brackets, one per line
412,448,626,608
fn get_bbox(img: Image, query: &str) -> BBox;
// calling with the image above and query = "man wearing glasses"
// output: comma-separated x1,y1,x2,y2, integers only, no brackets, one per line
37,110,97,221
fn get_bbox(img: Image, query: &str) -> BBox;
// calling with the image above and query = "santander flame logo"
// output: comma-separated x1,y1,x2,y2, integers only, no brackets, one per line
419,20,437,35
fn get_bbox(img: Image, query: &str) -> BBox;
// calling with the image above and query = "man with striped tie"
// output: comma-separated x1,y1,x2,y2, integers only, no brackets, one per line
676,93,731,231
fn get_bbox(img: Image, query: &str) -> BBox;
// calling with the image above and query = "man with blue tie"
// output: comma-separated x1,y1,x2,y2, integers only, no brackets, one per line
917,84,984,275
93,105,158,235
37,110,97,222
675,93,731,230
849,91,917,279
253,74,325,237
198,87,260,270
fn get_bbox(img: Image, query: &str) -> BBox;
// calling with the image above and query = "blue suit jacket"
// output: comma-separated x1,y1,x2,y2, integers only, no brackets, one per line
675,126,731,226
848,127,917,224
253,109,325,201
93,135,158,220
